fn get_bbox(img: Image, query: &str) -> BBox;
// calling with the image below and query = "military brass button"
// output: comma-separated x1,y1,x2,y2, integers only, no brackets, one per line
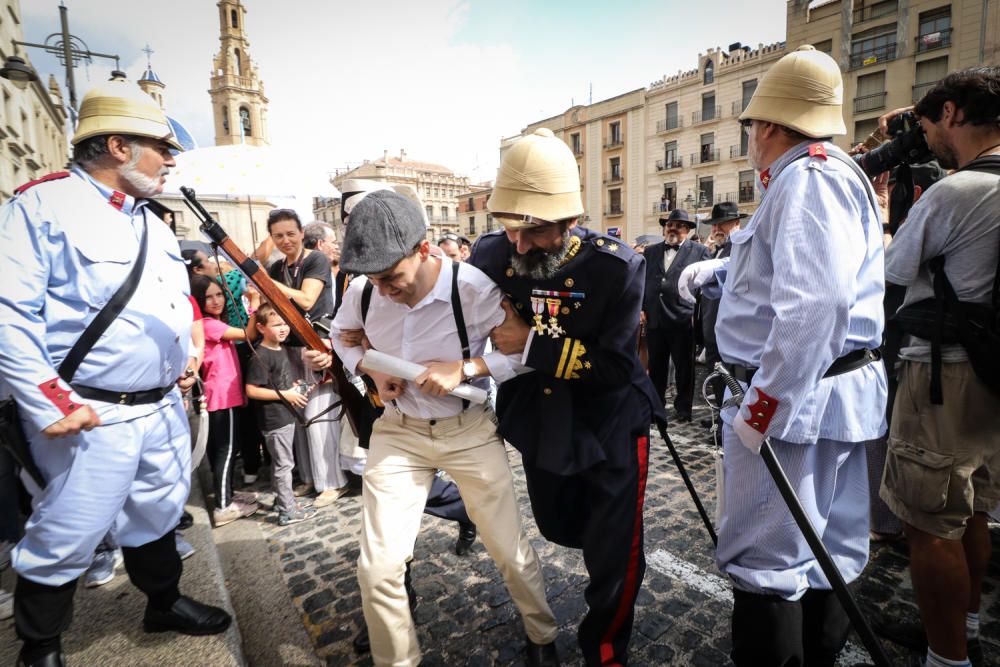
752,422,760,428
564,278,575,287
505,267,514,277
762,401,770,407
561,307,570,315
756,412,765,418
543,388,553,395
596,239,605,247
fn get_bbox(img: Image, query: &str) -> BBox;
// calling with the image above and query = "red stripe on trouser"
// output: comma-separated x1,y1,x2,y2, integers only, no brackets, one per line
598,435,649,666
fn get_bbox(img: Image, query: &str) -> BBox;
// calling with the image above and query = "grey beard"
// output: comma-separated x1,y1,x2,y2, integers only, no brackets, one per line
121,163,166,198
510,228,573,280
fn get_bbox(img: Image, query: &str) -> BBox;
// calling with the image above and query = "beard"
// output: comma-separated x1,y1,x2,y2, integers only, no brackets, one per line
929,136,959,170
510,227,573,280
121,146,168,198
747,129,765,171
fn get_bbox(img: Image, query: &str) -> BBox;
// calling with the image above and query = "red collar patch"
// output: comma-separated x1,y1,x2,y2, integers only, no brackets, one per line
808,143,828,160
13,171,70,195
109,191,126,210
760,169,771,189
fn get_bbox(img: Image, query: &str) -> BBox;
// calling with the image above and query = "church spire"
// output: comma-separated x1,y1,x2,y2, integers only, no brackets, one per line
137,44,165,109
208,0,270,146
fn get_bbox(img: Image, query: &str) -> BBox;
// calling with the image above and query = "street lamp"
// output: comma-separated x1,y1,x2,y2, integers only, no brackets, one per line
0,3,120,123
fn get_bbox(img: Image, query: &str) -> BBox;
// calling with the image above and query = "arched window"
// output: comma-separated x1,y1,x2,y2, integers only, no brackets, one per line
704,59,714,85
230,8,238,28
239,107,252,137
222,106,229,134
234,49,242,76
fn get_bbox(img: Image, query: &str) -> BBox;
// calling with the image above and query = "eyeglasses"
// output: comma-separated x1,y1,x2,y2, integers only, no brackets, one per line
267,208,299,221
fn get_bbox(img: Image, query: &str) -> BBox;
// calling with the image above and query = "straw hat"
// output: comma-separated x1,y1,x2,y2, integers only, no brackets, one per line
739,45,846,138
487,128,584,228
71,75,181,150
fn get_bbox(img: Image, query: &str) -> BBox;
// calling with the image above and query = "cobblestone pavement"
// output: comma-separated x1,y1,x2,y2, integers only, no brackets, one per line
240,367,1000,666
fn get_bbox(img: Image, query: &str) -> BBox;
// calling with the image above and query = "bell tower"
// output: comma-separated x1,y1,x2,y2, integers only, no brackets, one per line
208,0,269,146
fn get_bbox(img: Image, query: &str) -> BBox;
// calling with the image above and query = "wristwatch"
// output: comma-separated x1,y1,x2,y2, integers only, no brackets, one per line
462,360,478,382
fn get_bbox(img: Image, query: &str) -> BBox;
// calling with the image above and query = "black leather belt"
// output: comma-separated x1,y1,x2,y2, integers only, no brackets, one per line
724,348,881,385
72,383,176,406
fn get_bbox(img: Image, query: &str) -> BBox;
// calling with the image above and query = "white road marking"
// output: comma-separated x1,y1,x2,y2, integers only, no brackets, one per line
645,548,873,666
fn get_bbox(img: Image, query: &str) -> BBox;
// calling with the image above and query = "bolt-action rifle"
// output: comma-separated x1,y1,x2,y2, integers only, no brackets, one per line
180,187,369,441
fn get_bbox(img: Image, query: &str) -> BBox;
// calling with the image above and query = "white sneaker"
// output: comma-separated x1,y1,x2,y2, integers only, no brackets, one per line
0,589,12,621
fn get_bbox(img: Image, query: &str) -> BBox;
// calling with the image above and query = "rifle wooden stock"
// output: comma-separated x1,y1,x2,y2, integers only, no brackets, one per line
179,187,367,435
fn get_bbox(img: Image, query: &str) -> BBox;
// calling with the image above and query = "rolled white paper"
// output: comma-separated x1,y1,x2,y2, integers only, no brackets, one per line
361,350,489,405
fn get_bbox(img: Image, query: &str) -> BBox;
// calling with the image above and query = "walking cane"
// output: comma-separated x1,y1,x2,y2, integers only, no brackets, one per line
654,417,718,546
713,363,892,667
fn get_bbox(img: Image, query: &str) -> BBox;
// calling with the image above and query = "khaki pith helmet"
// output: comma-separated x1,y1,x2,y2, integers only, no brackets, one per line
739,45,847,138
487,128,584,229
71,75,182,150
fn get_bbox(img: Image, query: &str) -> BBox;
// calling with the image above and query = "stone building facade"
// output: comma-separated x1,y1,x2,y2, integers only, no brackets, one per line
0,1,69,199
504,0,996,241
328,151,471,242
788,0,999,150
454,184,494,242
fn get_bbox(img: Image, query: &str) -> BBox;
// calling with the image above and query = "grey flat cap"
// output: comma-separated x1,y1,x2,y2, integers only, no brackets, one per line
340,190,427,274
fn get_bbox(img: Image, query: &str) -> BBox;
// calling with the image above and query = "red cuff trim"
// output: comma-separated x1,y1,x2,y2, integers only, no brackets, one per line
746,389,778,434
38,378,80,417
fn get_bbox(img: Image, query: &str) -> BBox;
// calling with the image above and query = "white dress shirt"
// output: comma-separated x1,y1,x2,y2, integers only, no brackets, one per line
331,256,527,419
663,239,684,271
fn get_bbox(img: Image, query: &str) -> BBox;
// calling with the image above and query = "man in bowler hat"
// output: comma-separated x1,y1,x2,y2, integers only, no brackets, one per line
641,209,710,421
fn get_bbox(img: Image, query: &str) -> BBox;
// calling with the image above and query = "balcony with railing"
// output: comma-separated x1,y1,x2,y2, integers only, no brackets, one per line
912,81,938,103
852,0,897,24
730,144,748,160
690,149,721,166
603,173,624,185
916,28,952,52
850,43,897,69
605,205,624,217
854,91,887,114
652,202,673,214
655,156,683,171
572,145,584,157
692,106,722,125
656,117,683,133
717,192,738,204
603,138,624,150
738,186,755,203
731,100,749,117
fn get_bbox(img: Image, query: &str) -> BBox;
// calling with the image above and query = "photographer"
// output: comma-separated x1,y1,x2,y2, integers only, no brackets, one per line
878,66,1000,667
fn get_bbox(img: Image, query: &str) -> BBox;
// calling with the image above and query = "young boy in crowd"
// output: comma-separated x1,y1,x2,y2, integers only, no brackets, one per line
245,304,317,526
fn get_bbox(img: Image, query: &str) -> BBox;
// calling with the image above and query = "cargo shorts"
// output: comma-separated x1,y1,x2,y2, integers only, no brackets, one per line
880,361,1000,539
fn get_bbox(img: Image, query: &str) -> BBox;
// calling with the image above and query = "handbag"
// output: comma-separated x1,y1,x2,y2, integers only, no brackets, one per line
0,214,150,488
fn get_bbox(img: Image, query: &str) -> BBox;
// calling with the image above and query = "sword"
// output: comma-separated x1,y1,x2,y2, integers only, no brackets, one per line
713,362,891,667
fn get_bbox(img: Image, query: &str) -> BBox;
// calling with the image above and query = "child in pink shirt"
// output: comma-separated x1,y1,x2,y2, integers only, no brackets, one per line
190,275,261,527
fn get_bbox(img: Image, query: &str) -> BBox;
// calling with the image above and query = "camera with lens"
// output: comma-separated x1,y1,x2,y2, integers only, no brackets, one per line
853,111,935,178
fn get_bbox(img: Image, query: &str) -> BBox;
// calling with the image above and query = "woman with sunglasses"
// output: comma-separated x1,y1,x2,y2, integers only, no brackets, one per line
265,208,349,508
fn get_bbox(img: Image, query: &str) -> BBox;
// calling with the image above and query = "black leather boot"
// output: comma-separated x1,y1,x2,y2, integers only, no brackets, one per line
525,635,560,667
455,522,476,556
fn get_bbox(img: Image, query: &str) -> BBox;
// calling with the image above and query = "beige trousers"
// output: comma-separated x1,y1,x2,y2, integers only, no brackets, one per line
358,404,558,667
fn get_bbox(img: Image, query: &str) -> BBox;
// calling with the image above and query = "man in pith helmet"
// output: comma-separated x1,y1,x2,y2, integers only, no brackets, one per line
471,127,663,665
0,75,231,667
680,45,887,665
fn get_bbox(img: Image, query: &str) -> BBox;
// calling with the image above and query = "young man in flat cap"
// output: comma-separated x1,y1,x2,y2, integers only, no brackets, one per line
329,189,559,667
470,127,663,666
642,208,711,422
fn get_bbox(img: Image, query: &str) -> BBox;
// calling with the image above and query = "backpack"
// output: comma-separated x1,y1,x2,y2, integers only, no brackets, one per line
892,156,1000,403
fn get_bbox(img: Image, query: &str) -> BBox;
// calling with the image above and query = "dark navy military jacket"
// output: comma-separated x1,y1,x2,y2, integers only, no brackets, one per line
470,226,664,476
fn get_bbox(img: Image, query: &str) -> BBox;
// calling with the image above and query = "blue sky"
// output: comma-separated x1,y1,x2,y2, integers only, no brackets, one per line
21,0,788,183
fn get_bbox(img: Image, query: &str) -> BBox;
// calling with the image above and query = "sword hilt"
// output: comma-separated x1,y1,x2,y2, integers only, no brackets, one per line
713,362,745,401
